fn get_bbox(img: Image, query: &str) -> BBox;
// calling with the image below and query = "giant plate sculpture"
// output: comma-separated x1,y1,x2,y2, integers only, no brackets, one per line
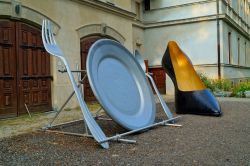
87,39,156,130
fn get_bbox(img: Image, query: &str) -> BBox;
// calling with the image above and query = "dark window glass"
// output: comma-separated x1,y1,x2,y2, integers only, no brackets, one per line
145,0,150,11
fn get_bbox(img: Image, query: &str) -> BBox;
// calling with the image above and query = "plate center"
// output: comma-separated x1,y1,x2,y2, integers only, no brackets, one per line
97,57,141,116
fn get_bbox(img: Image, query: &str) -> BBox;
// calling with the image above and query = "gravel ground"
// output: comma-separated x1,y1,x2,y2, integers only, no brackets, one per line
0,99,249,166
0,103,100,139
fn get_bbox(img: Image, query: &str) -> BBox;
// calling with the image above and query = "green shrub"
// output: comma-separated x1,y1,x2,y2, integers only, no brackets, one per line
198,73,215,91
232,81,250,97
198,73,232,92
198,73,250,97
212,79,232,92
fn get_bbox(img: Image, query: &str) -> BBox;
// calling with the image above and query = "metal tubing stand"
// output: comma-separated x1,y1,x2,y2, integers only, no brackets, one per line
43,68,182,147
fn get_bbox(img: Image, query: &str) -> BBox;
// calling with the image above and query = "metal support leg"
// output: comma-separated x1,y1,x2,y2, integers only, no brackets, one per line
100,116,181,144
92,107,112,121
94,107,103,118
43,65,181,148
45,74,87,128
24,103,32,118
146,73,174,120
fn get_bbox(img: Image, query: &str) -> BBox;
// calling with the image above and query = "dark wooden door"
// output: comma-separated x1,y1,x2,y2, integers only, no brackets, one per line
17,22,52,114
0,20,52,118
0,20,17,118
148,67,166,94
80,36,102,102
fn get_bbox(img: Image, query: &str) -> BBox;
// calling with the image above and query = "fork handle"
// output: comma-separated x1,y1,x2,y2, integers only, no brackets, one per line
61,57,109,149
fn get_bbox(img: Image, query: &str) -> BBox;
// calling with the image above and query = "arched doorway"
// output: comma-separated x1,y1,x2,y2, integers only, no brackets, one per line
80,36,101,101
78,24,125,102
80,36,116,102
0,19,52,118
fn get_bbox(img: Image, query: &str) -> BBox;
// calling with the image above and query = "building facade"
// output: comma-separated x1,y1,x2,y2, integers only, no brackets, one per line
0,0,249,118
136,0,250,94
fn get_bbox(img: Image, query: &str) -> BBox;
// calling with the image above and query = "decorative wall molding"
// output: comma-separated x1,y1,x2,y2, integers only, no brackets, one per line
141,0,249,36
193,63,250,69
133,14,250,40
77,24,125,44
148,0,216,11
0,0,60,32
133,14,222,29
70,0,136,20
221,63,250,69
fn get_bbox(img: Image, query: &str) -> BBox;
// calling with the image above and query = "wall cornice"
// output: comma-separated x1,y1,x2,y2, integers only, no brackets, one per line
0,0,60,33
133,14,223,29
148,63,250,69
221,63,250,69
221,0,250,32
147,0,216,12
142,0,249,35
70,0,136,20
133,14,250,40
223,15,250,40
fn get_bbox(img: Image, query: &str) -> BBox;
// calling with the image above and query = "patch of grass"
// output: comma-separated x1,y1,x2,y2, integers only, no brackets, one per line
64,108,72,111
86,102,102,112
63,102,101,112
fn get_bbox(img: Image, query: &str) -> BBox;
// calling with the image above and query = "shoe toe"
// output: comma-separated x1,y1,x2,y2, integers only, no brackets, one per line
176,89,222,116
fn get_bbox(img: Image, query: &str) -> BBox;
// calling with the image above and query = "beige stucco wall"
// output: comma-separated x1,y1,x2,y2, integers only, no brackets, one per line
144,21,218,67
143,0,216,22
221,20,250,67
150,0,205,9
1,0,250,106
99,0,132,11
16,0,135,109
114,0,132,11
142,0,250,95
132,25,144,53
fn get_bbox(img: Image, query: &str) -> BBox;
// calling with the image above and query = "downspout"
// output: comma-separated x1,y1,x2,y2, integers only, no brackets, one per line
216,0,221,79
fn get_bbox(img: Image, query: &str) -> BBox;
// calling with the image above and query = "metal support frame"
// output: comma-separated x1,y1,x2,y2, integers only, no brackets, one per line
43,67,181,147
146,72,173,120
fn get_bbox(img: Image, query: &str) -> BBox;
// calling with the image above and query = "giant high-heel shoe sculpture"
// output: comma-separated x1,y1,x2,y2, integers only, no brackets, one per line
161,41,222,116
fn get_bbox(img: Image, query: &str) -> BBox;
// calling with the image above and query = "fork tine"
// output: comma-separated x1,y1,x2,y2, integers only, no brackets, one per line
44,20,50,44
47,21,57,45
42,20,47,44
46,20,52,44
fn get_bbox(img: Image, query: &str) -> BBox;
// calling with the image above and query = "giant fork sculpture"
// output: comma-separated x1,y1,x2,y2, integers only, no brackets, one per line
41,20,109,149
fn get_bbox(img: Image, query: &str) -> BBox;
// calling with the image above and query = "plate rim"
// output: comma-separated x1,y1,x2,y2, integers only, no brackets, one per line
86,39,156,130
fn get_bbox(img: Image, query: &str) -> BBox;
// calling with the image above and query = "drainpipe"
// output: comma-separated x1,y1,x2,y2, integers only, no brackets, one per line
216,0,221,79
